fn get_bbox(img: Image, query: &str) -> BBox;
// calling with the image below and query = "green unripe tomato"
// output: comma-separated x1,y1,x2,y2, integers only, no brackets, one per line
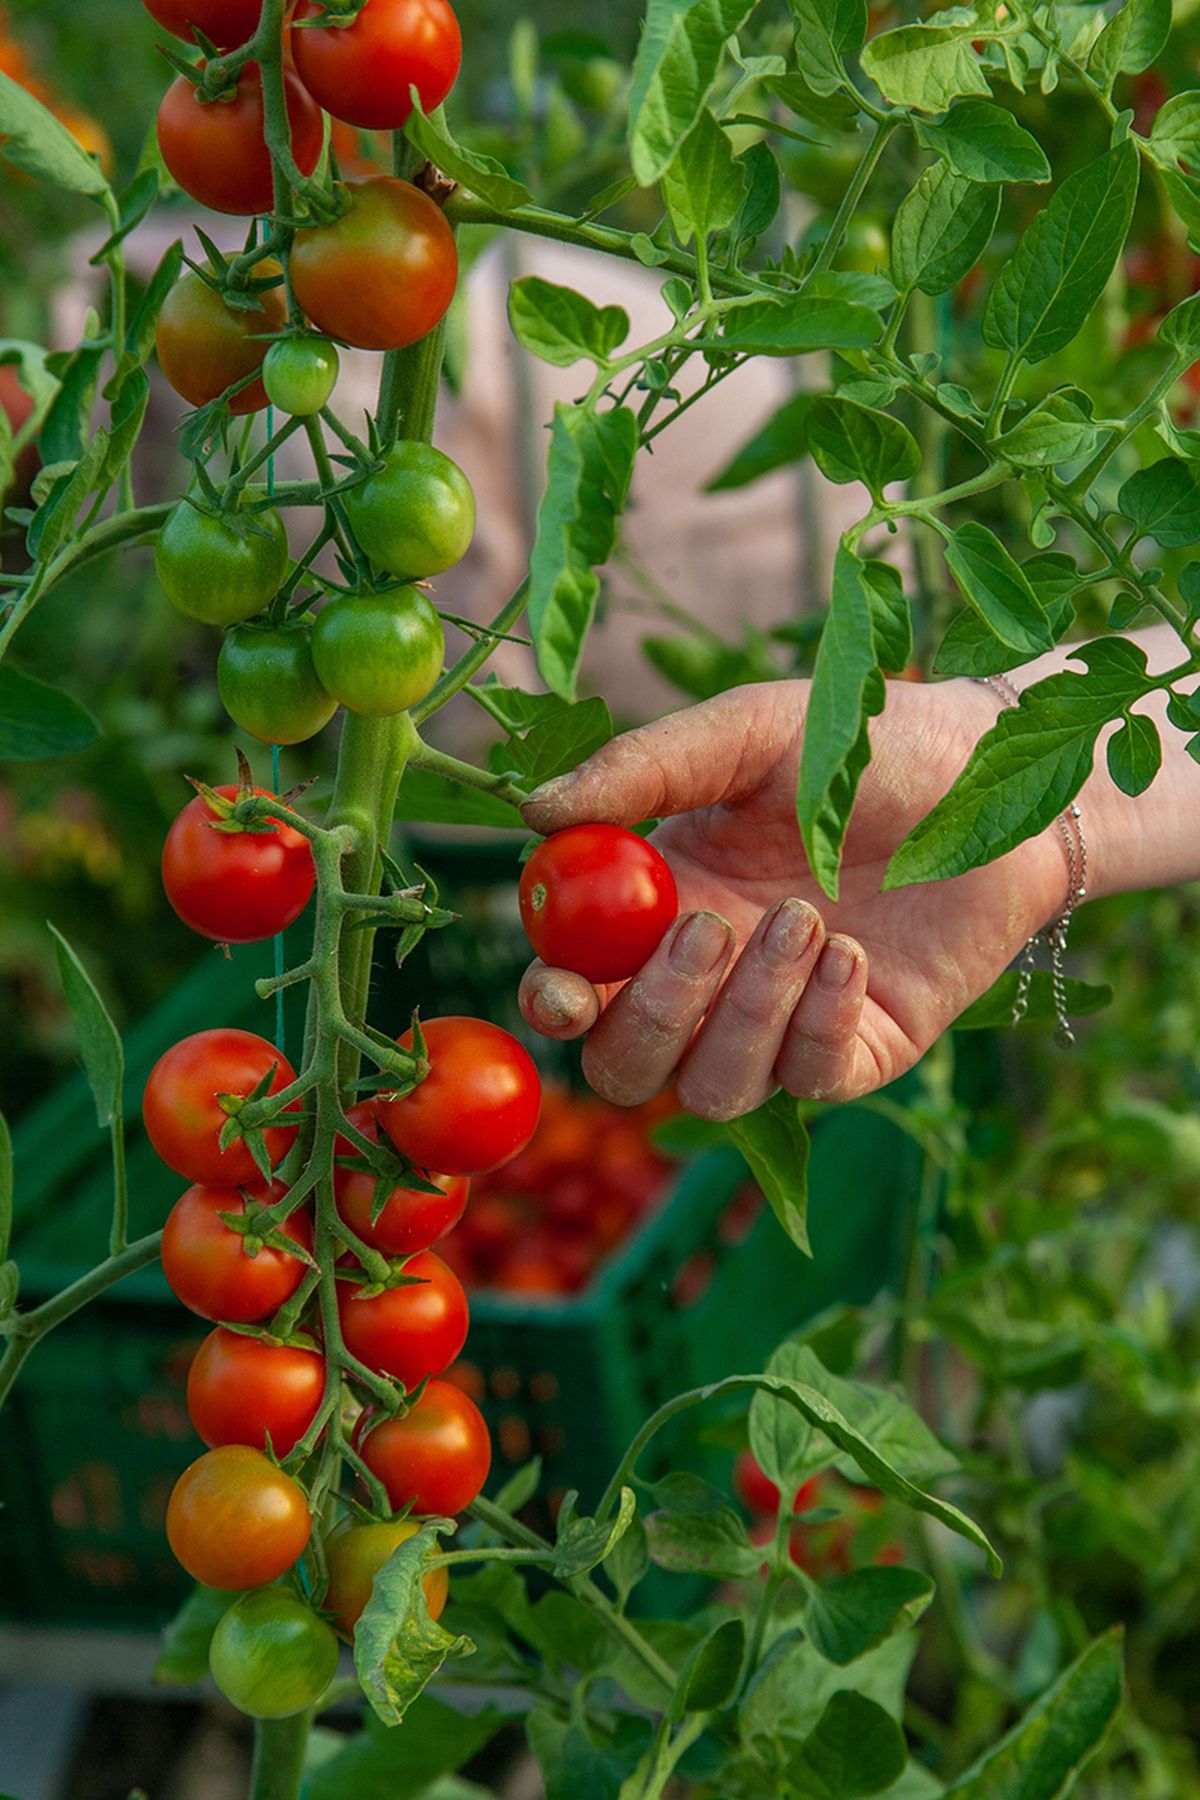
311,587,444,716
342,440,475,580
156,503,289,627
209,1587,339,1720
262,338,340,417
218,617,338,745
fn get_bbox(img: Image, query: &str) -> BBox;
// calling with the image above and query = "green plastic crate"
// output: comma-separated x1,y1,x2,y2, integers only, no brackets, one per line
0,879,922,1628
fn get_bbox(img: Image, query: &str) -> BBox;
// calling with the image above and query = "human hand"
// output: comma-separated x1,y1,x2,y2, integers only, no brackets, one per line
518,679,1072,1119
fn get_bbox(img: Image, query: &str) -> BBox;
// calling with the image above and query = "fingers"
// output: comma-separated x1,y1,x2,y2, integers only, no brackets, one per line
518,964,601,1041
775,936,870,1104
673,899,826,1122
579,911,736,1106
520,685,796,835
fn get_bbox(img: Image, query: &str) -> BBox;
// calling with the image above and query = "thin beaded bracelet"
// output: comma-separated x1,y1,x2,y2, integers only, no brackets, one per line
973,673,1088,1046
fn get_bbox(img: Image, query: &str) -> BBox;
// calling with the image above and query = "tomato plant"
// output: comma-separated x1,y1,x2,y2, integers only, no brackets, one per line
310,585,444,715
187,1325,325,1453
289,176,458,350
341,438,475,578
336,1250,468,1386
162,1181,312,1321
209,1587,339,1719
291,0,461,131
376,1016,542,1176
143,1028,298,1185
157,62,322,216
155,266,286,415
519,823,679,984
162,783,315,943
167,1445,312,1590
357,1377,490,1515
217,618,338,744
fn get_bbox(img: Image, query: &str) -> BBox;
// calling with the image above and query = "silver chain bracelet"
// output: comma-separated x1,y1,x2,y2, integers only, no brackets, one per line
972,674,1088,1047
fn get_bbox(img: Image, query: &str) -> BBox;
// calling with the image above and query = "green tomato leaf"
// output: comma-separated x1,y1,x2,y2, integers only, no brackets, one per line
628,0,757,185
670,1618,746,1719
30,429,110,564
797,544,887,897
645,1505,764,1579
1147,91,1200,176
1117,456,1200,545
508,277,630,369
935,552,1076,675
952,971,1113,1031
404,95,533,210
727,1088,811,1256
786,1690,908,1798
803,1567,936,1668
735,140,783,246
466,680,570,734
864,558,912,675
913,99,1051,184
983,142,1139,366
707,391,814,491
39,334,105,466
529,403,638,700
100,367,150,492
885,643,1156,887
892,165,1001,297
394,767,524,831
944,1630,1124,1798
1089,0,1171,93
663,107,748,246
153,1584,239,1685
807,395,920,502
765,70,859,132
0,665,100,762
1107,711,1161,797
861,26,990,112
944,522,1056,656
603,1510,650,1607
712,294,883,353
308,1700,512,1800
552,1487,638,1579
788,0,868,97
1158,288,1200,360
355,1523,474,1727
994,388,1101,466
48,924,123,1129
498,696,615,787
0,69,111,197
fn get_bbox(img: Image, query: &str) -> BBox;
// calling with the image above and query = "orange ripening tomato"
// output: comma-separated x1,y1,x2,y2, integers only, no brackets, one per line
323,1517,447,1639
156,265,287,415
166,1445,312,1589
289,177,458,351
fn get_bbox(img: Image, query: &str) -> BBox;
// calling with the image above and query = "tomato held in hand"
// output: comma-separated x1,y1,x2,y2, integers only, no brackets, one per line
289,177,458,350
163,1182,312,1322
156,266,286,415
337,1252,468,1386
291,0,461,130
144,1028,298,1185
218,619,338,745
156,502,288,626
323,1516,447,1638
167,1444,311,1589
311,587,444,716
162,784,315,943
334,1104,468,1255
342,440,475,579
210,1588,339,1719
158,63,323,216
520,825,679,985
142,0,262,46
376,1017,542,1176
358,1379,491,1515
262,336,340,416
187,1326,324,1453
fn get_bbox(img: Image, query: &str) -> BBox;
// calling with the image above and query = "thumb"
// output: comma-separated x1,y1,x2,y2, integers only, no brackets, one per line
520,684,799,833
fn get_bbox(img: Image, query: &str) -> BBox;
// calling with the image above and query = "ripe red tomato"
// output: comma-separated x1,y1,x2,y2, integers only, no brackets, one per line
519,824,679,985
0,363,39,506
143,1028,298,1185
291,0,461,130
163,1182,312,1322
323,1517,447,1638
334,1104,468,1255
156,265,286,414
162,785,315,945
187,1326,324,1455
337,1252,468,1387
376,1017,541,1177
357,1379,490,1515
289,178,458,351
167,1444,311,1589
142,0,262,46
157,63,323,216
734,1451,823,1518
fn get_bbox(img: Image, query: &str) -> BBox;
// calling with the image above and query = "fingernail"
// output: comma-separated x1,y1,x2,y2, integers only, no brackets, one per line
524,767,582,810
818,941,858,990
669,912,734,976
761,898,821,967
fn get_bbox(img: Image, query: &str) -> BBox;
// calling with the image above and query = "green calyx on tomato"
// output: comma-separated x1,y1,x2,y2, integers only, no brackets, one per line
342,439,475,579
156,502,289,626
311,585,444,716
262,337,340,417
218,616,338,744
209,1587,339,1718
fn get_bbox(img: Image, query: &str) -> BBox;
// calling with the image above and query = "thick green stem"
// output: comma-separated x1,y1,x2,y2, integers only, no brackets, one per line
250,1712,311,1800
